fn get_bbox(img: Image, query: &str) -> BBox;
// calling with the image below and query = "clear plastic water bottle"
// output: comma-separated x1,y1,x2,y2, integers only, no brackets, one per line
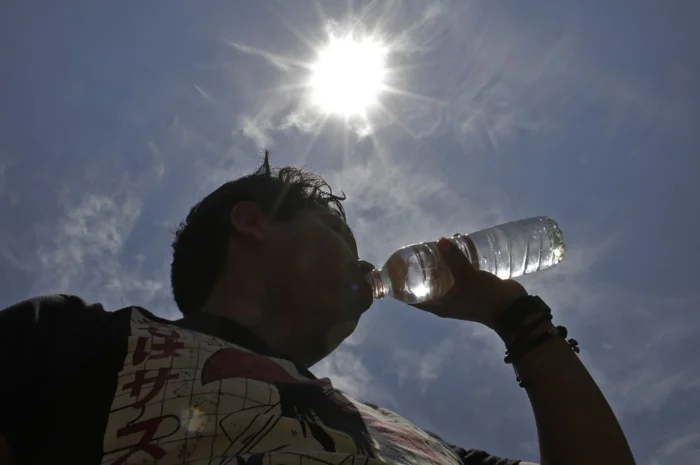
365,217,565,304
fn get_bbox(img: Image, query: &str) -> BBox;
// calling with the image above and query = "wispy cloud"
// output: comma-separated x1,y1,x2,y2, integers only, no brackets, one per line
239,114,278,148
391,338,455,393
327,153,508,265
313,349,371,399
0,141,175,313
648,429,700,465
31,190,169,312
585,293,700,418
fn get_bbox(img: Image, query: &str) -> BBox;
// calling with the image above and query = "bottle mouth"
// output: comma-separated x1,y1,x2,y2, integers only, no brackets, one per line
364,269,385,300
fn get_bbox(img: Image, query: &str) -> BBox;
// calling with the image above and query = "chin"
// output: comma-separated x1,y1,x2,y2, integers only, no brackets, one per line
324,320,358,350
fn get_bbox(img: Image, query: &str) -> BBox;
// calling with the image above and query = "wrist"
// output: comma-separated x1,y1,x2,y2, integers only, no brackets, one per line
485,282,528,330
489,294,552,346
496,318,555,347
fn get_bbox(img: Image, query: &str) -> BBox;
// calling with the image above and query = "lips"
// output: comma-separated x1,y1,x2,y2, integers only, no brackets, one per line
351,280,374,312
346,262,374,313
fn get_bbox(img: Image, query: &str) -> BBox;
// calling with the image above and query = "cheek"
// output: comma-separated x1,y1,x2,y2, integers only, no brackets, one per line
269,230,350,303
297,237,345,279
298,253,345,296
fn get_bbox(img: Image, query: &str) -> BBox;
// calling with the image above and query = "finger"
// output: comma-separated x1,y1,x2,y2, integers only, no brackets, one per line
437,237,476,280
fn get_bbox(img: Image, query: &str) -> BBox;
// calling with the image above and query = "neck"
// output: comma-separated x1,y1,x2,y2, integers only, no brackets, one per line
201,290,317,367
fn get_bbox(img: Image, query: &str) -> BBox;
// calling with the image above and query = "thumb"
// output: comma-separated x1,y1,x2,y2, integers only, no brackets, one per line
437,237,476,280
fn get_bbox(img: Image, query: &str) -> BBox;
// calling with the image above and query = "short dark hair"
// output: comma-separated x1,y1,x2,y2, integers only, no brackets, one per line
171,150,348,315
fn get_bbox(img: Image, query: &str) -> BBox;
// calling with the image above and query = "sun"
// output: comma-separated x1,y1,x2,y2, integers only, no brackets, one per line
308,35,388,117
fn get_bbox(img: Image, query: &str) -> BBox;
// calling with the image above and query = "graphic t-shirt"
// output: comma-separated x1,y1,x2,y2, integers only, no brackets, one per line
0,295,522,465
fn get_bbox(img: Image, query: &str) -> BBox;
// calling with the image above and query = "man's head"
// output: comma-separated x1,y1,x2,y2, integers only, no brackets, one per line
171,151,374,367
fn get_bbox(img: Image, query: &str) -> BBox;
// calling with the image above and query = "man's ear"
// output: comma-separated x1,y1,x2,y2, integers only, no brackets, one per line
230,201,269,242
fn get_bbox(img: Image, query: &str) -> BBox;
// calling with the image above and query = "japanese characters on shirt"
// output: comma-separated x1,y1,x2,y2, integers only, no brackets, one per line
101,309,463,465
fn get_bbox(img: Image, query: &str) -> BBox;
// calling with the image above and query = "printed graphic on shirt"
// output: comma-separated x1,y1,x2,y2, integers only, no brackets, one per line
357,403,462,465
101,309,462,465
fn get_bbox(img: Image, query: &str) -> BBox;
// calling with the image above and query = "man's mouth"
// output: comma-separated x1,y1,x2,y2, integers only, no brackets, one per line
346,268,374,313
345,261,374,313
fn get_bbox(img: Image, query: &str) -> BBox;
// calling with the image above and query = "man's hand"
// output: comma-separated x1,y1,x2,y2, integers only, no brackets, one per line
411,237,527,331
412,239,637,465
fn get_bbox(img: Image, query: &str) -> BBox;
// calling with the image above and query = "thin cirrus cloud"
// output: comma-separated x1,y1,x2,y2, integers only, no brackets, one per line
0,0,698,464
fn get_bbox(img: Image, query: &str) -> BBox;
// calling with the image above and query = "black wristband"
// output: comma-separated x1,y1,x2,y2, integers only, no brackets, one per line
497,295,552,332
506,326,580,388
505,312,554,353
504,325,568,364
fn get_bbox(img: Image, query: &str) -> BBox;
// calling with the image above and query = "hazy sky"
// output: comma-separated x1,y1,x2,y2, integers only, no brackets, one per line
1,1,699,463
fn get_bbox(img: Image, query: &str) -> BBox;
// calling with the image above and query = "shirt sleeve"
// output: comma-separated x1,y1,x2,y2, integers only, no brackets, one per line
361,402,528,465
425,430,526,465
0,294,105,463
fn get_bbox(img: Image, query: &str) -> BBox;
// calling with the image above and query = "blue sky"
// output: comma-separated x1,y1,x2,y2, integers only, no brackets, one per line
1,1,699,463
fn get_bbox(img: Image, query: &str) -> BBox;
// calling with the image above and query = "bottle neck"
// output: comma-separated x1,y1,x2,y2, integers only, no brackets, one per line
365,268,386,300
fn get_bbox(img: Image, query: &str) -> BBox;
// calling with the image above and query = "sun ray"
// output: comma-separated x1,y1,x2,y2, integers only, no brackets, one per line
383,6,449,53
296,113,330,167
343,116,351,170
254,83,310,96
312,0,332,33
374,102,444,169
383,62,437,75
264,2,324,54
380,85,449,107
375,103,420,141
363,121,394,177
347,0,355,24
355,0,381,24
228,7,450,146
370,1,395,38
193,84,215,103
222,39,312,71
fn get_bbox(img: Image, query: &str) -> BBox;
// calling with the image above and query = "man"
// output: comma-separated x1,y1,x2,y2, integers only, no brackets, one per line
0,151,635,465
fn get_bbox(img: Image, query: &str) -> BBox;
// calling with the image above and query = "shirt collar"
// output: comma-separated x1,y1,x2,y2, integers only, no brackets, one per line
173,312,317,379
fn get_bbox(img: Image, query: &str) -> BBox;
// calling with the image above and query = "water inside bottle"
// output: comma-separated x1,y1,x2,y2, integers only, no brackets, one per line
367,217,565,305
466,218,565,279
378,242,455,304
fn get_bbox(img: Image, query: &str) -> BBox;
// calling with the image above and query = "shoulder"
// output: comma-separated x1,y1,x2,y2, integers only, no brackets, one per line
0,294,136,341
1,294,111,328
1,294,105,317
428,432,532,465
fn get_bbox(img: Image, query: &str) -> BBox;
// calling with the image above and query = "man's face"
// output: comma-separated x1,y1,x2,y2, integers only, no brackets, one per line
261,208,374,362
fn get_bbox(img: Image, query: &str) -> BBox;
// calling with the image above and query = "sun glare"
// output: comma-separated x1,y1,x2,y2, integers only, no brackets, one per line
309,35,388,117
